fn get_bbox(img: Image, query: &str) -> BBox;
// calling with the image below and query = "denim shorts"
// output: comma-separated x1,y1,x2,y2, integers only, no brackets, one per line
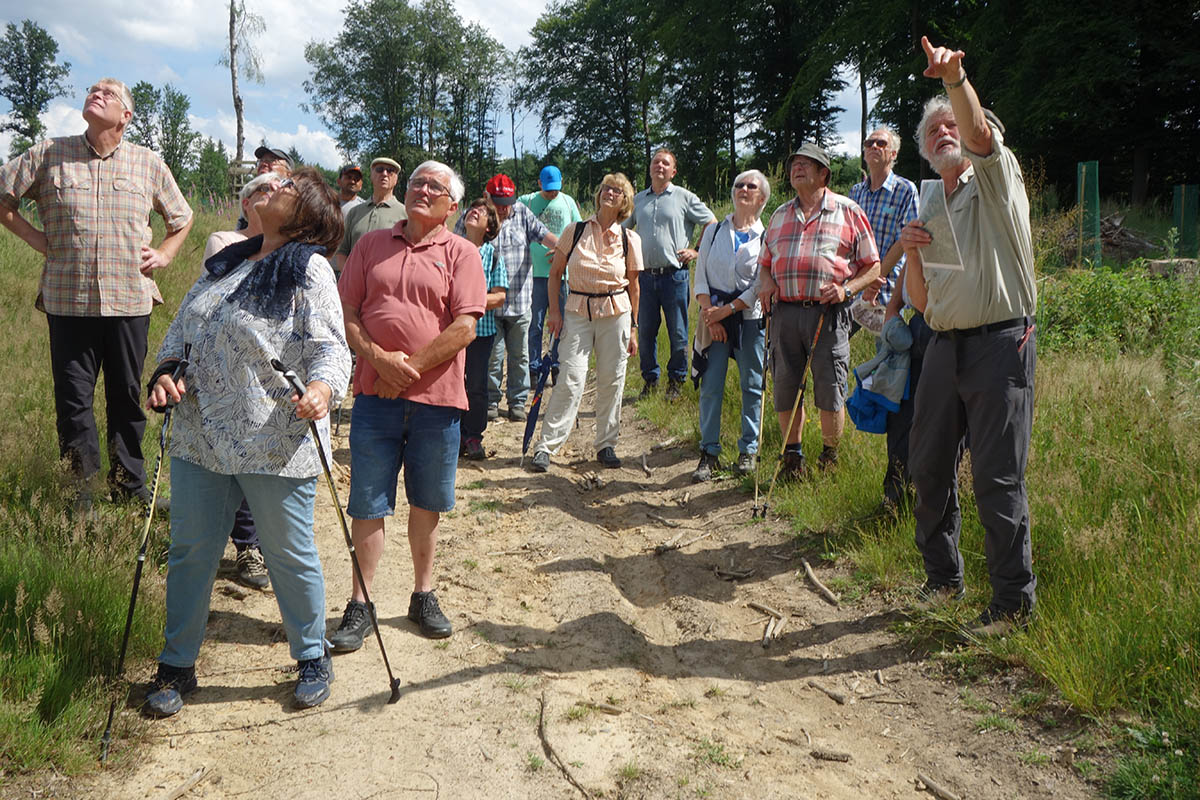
347,394,461,516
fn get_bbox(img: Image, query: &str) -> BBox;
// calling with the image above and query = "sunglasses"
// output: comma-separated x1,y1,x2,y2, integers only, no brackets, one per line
734,181,760,191
600,185,624,195
864,138,889,149
408,176,449,196
373,165,399,174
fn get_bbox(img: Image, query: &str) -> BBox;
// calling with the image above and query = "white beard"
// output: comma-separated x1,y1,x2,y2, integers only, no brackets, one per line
929,136,968,176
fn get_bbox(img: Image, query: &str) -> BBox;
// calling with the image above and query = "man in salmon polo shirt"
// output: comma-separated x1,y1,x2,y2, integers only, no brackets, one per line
333,160,485,648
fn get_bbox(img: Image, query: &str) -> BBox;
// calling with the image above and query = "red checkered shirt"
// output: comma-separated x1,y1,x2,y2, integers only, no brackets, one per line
759,190,879,302
0,134,193,317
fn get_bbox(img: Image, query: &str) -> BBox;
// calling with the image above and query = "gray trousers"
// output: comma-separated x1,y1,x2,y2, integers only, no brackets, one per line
910,321,1037,613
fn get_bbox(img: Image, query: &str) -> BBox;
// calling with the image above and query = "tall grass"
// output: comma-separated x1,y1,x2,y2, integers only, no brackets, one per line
0,202,235,774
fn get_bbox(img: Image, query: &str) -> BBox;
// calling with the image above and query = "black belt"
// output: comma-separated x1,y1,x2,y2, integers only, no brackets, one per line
782,298,842,308
946,316,1029,338
569,288,626,320
644,265,686,275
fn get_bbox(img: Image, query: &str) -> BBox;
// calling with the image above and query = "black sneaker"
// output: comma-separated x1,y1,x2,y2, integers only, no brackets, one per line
144,663,197,718
530,451,550,472
665,379,683,400
967,605,1031,638
913,581,966,610
408,591,452,639
329,600,374,653
817,445,839,471
779,448,807,481
597,447,622,468
235,546,270,590
638,381,658,400
735,453,756,475
462,436,486,460
294,649,334,708
508,405,527,422
691,453,719,483
486,405,499,420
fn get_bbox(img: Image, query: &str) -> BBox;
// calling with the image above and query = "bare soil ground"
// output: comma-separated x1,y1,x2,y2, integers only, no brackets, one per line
63,386,1097,800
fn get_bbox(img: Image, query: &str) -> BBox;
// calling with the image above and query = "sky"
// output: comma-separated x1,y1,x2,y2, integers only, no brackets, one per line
0,0,869,175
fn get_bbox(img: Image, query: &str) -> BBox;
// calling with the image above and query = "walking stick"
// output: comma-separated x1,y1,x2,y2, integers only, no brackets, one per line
762,310,827,516
751,313,772,519
100,353,188,764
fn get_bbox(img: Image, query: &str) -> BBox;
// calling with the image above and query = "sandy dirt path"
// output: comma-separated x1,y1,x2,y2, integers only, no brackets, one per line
69,384,1095,800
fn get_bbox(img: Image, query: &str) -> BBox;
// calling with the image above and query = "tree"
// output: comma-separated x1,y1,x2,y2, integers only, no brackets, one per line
219,0,265,163
188,138,231,200
125,81,161,151
157,85,200,178
0,20,71,158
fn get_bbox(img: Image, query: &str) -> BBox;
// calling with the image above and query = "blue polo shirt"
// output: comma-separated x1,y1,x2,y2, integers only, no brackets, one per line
624,183,714,269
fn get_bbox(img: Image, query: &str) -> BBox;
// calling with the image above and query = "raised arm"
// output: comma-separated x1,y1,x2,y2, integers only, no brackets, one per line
921,35,992,156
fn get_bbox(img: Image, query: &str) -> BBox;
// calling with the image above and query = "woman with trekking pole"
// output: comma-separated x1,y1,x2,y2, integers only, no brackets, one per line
689,169,770,483
143,167,351,716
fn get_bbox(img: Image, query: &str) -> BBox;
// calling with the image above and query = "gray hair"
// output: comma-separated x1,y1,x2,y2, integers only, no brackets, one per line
870,126,901,157
915,95,955,164
239,173,276,205
410,160,464,204
96,77,134,114
730,169,771,213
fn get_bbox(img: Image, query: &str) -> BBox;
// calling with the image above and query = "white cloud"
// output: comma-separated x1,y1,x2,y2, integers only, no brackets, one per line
191,110,343,168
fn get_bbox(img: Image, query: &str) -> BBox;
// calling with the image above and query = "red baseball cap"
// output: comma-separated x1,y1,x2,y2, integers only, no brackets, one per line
486,173,517,205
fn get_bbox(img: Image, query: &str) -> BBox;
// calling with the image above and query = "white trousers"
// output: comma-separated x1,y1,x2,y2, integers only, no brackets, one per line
535,310,631,455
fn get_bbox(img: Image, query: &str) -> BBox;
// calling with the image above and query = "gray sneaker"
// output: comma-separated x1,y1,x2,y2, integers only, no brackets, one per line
913,581,966,611
144,663,197,718
530,451,550,473
329,600,374,653
294,649,334,708
235,547,270,590
691,453,719,483
735,453,756,475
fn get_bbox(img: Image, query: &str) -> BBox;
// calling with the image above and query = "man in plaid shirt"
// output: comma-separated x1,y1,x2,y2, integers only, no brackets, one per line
849,126,919,310
758,142,879,479
0,78,193,510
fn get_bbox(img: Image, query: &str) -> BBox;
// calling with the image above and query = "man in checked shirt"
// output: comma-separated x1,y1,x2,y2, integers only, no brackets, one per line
0,78,194,511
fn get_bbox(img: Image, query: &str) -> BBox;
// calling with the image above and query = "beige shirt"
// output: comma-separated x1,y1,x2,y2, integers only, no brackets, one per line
922,125,1037,331
203,229,248,261
558,218,643,319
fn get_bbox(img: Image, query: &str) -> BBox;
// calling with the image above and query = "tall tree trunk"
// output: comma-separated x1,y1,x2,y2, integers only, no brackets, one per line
511,103,519,187
229,2,244,163
859,61,868,170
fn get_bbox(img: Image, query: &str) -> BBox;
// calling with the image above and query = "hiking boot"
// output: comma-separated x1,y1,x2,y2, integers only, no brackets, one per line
913,581,966,611
597,447,622,468
817,445,839,471
779,448,807,481
144,663,197,718
486,404,499,420
408,591,452,639
329,600,374,653
665,379,683,400
691,452,719,483
115,485,170,514
294,649,334,708
530,451,550,473
235,546,270,590
735,453,756,475
508,405,527,422
638,380,658,400
966,605,1031,638
462,437,486,460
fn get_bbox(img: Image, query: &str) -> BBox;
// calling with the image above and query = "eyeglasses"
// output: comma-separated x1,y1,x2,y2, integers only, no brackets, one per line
734,182,760,191
408,176,449,197
600,185,624,196
87,85,128,110
864,138,889,149
276,178,295,190
253,184,275,195
373,165,399,175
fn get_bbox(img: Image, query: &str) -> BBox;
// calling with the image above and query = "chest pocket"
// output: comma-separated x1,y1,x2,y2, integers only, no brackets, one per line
52,173,92,194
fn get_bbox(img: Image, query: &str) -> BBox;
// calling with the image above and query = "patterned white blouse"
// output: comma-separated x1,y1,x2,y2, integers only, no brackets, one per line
156,254,351,479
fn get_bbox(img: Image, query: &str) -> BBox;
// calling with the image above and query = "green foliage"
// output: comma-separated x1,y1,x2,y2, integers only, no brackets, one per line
187,138,231,201
0,20,71,153
126,81,161,151
1106,726,1198,800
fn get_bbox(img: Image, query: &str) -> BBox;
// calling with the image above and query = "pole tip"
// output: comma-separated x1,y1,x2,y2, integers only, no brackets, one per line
387,679,402,704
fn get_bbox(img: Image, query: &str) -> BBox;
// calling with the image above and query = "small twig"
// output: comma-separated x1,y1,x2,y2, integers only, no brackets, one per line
714,567,755,581
159,766,209,800
585,702,623,715
650,437,679,451
746,601,783,620
807,680,848,705
654,530,714,555
802,728,812,746
802,559,840,606
772,615,788,639
741,615,771,628
810,749,852,763
640,453,652,477
875,669,885,685
761,617,777,647
648,512,681,528
538,693,593,800
916,772,961,800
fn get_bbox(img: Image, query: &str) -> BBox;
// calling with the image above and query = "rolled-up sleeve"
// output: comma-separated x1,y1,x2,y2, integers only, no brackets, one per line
300,254,352,405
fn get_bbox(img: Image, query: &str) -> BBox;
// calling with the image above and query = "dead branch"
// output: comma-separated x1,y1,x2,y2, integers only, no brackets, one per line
916,772,961,800
654,530,714,555
159,766,209,800
761,617,777,647
640,453,653,477
746,601,783,619
810,749,852,763
802,559,840,606
807,680,848,705
651,437,679,451
538,693,593,800
584,702,623,715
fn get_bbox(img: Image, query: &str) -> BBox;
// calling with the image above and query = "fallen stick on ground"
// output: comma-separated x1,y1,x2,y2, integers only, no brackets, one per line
810,749,852,763
746,601,783,619
714,567,755,581
538,693,593,800
916,772,961,800
761,617,777,647
654,531,714,555
651,437,679,451
648,512,681,528
640,453,653,477
807,680,848,705
159,767,209,800
585,702,623,715
772,615,788,640
802,559,840,606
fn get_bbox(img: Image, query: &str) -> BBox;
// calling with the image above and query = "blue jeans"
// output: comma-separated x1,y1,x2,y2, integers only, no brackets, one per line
488,312,531,408
161,458,323,666
638,269,690,383
529,277,566,373
698,317,766,456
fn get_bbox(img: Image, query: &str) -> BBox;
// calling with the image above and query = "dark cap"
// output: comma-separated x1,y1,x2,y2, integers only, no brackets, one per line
339,164,363,177
254,145,292,165
784,142,831,173
485,173,517,206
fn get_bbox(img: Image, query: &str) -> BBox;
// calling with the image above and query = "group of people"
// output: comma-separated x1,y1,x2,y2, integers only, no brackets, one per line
0,34,1037,717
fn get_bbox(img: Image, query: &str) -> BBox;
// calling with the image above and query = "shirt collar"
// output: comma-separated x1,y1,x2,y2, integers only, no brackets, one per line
394,220,451,247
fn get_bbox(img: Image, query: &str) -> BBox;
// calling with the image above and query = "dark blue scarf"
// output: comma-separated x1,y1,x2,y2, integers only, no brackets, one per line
204,235,323,321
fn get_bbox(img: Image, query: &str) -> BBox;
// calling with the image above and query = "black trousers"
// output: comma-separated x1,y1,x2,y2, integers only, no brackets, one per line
462,333,496,440
47,314,151,494
882,312,935,504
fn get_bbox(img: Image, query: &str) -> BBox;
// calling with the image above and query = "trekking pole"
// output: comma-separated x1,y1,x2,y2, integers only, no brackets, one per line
100,351,189,764
751,313,771,519
762,310,827,516
271,359,402,704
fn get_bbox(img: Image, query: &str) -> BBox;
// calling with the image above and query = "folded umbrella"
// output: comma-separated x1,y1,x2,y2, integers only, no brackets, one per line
521,337,560,463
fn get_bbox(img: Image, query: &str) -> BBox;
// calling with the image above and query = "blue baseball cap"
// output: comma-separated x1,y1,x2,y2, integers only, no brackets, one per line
539,165,563,191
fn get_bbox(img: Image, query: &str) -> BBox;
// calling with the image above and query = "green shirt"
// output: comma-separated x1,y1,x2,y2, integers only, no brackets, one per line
623,183,714,269
922,125,1037,331
336,196,408,258
519,191,583,278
